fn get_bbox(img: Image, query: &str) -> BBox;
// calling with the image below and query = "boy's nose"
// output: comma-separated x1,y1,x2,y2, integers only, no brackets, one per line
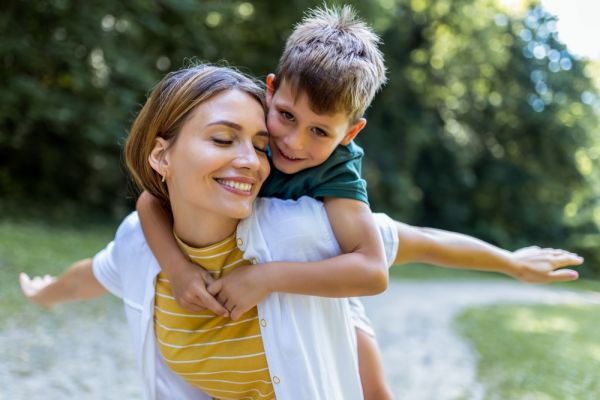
283,130,304,151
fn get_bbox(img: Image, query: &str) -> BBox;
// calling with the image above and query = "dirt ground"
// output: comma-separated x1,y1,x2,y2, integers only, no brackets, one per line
2,280,599,399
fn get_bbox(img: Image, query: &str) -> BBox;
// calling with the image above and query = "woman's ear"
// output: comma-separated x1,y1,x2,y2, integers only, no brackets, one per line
148,137,170,179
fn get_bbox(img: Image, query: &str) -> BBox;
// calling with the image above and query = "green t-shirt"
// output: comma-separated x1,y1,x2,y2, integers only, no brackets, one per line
259,141,368,204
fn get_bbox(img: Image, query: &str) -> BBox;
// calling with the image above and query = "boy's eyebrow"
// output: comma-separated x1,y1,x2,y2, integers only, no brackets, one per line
206,120,269,137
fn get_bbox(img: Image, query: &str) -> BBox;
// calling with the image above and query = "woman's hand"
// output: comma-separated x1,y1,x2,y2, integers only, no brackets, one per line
19,272,57,307
207,264,271,321
168,261,229,317
508,246,583,283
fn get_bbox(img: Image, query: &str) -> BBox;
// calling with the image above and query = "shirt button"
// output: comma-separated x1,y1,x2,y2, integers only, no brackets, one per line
251,257,259,264
273,376,280,384
237,238,243,247
260,319,267,327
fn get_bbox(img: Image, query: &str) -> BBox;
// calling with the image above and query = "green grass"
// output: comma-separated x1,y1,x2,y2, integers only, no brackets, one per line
456,303,600,399
0,219,119,322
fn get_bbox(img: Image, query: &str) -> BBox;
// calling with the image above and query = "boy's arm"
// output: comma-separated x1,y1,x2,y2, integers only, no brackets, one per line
393,222,582,283
208,198,388,320
136,191,228,316
20,258,107,308
264,198,388,296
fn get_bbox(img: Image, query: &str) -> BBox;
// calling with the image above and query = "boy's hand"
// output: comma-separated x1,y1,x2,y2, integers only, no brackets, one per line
168,261,229,317
509,246,583,283
207,264,270,321
19,272,57,308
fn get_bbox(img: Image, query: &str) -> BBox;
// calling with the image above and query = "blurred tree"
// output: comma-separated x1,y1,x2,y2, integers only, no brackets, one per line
1,0,599,273
361,0,600,273
0,0,295,218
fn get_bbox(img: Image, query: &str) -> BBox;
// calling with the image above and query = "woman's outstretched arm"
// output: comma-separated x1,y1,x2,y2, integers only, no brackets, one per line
20,258,107,308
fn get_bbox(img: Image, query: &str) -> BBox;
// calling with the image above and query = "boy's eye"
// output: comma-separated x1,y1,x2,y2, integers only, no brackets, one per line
312,127,328,137
281,111,295,122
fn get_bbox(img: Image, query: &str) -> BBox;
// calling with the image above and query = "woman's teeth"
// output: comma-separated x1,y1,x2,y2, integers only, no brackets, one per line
217,179,252,192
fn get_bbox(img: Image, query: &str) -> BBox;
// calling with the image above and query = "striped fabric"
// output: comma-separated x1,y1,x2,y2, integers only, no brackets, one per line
155,233,274,400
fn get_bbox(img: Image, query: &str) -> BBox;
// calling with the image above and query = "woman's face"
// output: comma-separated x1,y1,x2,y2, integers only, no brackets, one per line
161,89,270,221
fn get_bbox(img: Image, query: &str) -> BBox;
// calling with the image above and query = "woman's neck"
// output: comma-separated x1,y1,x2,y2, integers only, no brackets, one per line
171,206,239,249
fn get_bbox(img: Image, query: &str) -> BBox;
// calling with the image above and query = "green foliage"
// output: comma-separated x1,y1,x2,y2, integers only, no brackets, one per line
362,0,600,274
2,0,599,273
456,303,600,399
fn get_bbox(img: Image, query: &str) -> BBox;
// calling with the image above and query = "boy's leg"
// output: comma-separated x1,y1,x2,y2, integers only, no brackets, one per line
357,327,395,400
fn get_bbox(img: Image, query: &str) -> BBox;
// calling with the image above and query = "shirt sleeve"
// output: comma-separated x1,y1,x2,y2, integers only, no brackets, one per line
92,240,123,298
372,213,399,267
91,212,139,298
312,156,369,204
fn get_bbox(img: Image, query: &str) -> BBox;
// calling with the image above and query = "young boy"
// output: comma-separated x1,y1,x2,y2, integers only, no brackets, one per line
135,5,581,400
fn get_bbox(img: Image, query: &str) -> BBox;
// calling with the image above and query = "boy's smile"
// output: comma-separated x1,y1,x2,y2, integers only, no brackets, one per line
265,75,366,174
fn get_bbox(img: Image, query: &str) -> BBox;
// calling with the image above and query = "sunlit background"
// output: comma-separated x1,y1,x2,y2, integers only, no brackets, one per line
1,0,598,269
2,1,600,399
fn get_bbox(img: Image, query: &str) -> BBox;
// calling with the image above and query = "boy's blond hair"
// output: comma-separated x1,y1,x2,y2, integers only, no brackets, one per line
273,4,386,122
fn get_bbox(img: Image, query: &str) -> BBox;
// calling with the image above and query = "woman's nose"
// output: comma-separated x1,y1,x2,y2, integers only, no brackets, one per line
233,142,261,170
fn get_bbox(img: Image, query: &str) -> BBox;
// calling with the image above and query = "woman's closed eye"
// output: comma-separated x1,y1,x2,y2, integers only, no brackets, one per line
212,137,233,146
254,145,268,153
253,138,269,153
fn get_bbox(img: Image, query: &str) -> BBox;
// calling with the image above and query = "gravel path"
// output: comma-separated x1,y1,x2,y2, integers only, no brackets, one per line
362,280,600,400
2,280,599,399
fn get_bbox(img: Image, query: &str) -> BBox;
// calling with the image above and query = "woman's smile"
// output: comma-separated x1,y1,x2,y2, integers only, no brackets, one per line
215,177,256,195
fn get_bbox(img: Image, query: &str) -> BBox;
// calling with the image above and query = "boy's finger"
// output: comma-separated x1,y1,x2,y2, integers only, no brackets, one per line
199,291,229,317
207,280,222,296
230,306,243,321
202,271,216,285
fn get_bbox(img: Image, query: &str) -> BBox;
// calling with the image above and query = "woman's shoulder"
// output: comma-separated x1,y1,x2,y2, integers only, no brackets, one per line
242,197,341,261
114,211,144,242
252,196,326,217
251,196,329,231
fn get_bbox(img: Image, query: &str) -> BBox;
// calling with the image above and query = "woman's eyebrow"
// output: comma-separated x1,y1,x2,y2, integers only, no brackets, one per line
207,120,268,137
206,120,242,130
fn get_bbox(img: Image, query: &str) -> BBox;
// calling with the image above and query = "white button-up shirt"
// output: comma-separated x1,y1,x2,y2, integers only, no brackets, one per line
92,196,398,400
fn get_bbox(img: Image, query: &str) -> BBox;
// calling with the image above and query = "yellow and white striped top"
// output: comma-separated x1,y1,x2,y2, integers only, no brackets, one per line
154,233,274,400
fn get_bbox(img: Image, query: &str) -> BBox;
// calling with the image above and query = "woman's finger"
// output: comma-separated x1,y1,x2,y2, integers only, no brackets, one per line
549,269,579,282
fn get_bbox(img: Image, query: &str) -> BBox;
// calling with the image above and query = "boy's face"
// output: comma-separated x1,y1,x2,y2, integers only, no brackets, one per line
266,75,366,174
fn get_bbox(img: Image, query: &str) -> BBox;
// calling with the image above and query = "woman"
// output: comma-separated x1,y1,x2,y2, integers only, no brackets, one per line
19,64,396,400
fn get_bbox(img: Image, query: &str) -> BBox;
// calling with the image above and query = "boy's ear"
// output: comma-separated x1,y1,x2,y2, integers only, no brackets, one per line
266,73,276,106
340,118,367,146
148,137,171,179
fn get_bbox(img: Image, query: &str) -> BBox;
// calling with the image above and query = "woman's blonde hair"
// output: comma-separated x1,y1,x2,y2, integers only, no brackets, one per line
124,64,266,207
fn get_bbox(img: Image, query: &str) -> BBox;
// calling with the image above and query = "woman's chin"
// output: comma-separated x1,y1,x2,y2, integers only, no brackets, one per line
226,203,253,220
